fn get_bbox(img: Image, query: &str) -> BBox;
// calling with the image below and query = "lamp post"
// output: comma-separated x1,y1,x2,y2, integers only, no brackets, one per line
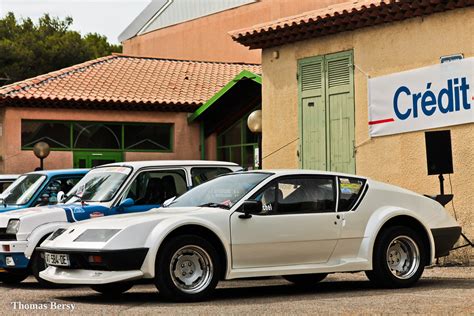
33,142,50,170
247,110,262,169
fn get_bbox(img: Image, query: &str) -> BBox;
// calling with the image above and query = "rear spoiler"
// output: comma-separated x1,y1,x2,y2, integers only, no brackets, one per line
424,194,453,206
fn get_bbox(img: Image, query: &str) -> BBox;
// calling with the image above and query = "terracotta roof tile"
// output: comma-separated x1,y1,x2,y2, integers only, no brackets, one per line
0,54,261,112
230,0,474,49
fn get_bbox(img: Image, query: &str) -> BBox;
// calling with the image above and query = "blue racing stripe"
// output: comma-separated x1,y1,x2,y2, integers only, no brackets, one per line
63,207,75,223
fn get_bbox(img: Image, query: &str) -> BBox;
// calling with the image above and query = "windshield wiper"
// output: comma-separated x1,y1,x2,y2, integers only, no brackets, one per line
198,202,231,209
66,193,89,205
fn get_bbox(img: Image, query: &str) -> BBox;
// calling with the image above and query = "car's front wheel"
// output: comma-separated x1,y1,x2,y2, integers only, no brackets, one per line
155,235,220,302
90,282,133,297
283,273,328,287
366,225,426,288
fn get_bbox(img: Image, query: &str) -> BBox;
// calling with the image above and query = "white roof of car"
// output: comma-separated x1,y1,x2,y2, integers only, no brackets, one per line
0,174,19,181
248,169,369,179
100,160,240,169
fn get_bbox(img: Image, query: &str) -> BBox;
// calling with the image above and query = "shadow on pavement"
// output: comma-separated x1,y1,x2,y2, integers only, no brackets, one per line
1,281,83,291
53,278,474,306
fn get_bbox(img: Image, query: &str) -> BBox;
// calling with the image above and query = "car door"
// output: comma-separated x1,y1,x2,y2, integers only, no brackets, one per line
114,169,188,214
230,175,341,269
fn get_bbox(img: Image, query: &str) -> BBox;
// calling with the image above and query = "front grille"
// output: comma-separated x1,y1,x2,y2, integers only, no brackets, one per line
41,248,148,271
0,228,16,241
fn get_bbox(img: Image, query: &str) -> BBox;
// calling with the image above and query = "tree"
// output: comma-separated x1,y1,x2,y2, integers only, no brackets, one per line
0,13,122,84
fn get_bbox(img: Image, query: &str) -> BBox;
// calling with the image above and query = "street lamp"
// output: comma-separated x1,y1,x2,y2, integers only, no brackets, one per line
247,110,262,169
33,142,50,170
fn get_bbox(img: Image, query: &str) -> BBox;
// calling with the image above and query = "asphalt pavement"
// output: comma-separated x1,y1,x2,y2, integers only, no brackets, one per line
1,267,472,315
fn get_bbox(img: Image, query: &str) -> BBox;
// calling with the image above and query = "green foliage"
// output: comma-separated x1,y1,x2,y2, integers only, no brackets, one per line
0,13,122,84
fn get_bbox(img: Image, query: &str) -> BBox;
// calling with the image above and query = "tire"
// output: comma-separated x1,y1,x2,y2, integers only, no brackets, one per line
283,273,328,287
155,235,221,302
0,270,29,284
31,252,56,287
366,225,426,288
90,282,133,297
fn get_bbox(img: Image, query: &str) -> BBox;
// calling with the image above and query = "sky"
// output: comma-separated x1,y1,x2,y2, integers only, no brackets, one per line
0,0,152,44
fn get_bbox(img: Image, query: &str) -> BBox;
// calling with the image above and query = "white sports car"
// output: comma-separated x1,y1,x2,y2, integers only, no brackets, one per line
39,170,461,301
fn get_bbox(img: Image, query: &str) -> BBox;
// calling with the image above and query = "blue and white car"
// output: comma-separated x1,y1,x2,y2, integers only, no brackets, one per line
0,160,240,284
0,174,20,194
0,169,88,213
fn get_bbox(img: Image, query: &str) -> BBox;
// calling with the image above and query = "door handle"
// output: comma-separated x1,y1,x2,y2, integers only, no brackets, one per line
239,213,252,219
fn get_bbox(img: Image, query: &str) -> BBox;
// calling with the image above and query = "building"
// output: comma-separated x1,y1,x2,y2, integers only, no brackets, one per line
232,1,473,263
0,54,260,173
120,0,350,63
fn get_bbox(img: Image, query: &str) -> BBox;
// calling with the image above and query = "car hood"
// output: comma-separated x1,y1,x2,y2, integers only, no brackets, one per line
40,206,226,250
0,206,68,241
0,206,63,225
0,205,24,213
0,203,105,240
60,206,205,229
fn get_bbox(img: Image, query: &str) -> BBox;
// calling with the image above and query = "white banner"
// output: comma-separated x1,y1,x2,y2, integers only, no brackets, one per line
368,57,474,137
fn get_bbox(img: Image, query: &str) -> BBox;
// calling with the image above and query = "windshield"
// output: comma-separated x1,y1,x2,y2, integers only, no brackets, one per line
0,174,46,205
65,166,132,203
169,172,272,209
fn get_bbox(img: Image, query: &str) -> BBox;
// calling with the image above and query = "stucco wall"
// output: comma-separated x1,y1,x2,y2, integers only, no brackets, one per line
261,8,474,262
1,107,200,174
122,0,348,63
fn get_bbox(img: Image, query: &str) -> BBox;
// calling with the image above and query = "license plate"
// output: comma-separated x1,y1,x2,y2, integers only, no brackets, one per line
44,252,70,267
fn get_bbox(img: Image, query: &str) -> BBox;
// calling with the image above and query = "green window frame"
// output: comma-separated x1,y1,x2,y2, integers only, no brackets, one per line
21,120,174,153
216,113,259,169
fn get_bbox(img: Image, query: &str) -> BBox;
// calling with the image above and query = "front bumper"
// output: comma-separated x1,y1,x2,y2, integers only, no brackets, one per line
0,240,29,269
0,252,29,270
431,226,462,258
40,266,144,284
37,247,149,271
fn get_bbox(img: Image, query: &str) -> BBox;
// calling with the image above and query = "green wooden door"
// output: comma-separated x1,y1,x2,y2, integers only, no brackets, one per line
299,56,326,170
73,151,123,168
299,51,355,173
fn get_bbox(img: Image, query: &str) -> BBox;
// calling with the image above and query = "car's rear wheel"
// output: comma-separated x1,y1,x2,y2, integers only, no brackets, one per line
283,273,328,287
366,226,425,288
155,235,220,302
0,270,29,284
90,282,133,297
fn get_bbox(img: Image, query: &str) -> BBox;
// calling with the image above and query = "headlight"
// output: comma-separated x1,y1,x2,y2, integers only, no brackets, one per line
6,219,20,234
48,228,67,241
74,229,121,242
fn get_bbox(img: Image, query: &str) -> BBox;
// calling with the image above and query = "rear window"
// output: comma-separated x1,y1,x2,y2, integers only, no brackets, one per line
338,177,366,212
191,167,232,186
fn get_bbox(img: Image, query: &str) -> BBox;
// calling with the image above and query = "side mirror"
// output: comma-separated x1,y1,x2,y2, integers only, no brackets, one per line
57,191,65,204
241,200,262,215
119,198,135,209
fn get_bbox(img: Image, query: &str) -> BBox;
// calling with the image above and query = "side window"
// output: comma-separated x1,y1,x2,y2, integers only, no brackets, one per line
252,177,336,215
253,184,278,215
126,170,187,206
0,181,13,193
191,167,232,186
38,177,81,205
338,177,366,212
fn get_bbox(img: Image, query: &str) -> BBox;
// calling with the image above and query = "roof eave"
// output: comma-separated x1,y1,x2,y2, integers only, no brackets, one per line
188,70,261,123
231,1,474,49
0,97,201,113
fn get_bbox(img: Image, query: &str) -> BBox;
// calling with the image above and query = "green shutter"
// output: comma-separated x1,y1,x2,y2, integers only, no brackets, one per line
298,51,355,173
299,56,327,170
326,51,355,174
